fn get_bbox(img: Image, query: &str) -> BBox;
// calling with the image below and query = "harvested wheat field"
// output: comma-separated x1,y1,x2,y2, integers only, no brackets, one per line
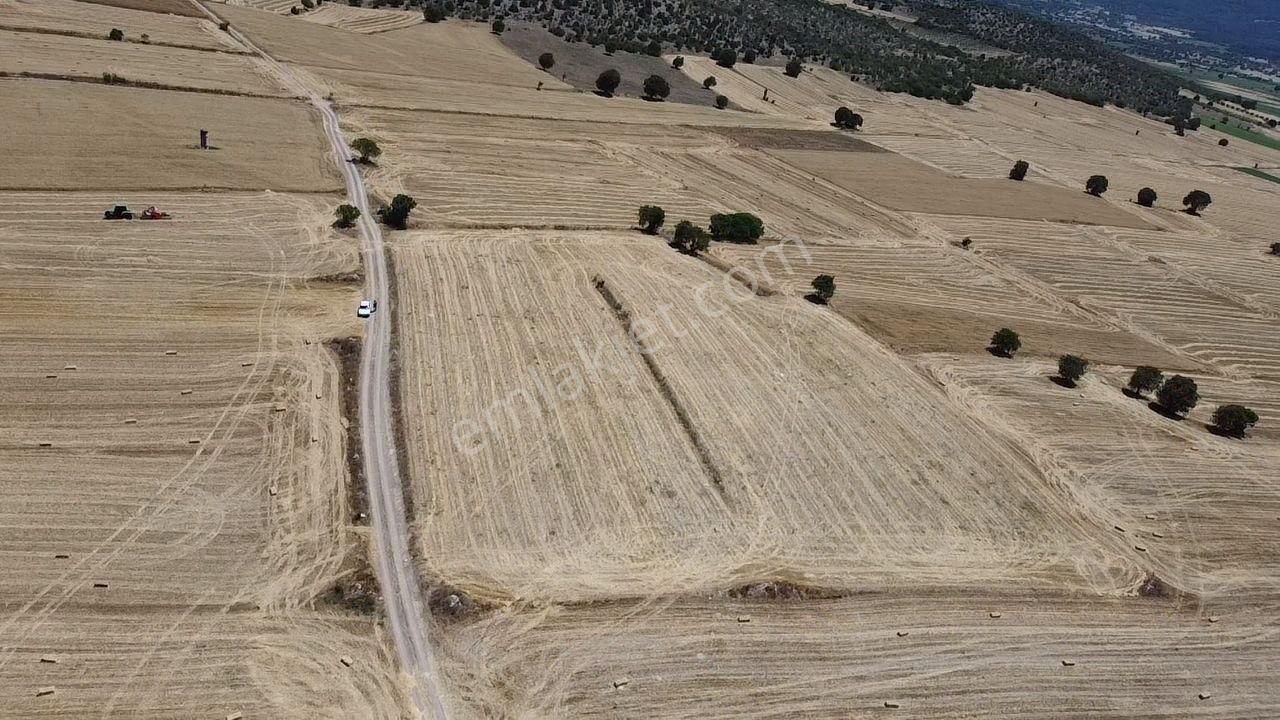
0,0,240,51
0,79,337,191
298,3,424,34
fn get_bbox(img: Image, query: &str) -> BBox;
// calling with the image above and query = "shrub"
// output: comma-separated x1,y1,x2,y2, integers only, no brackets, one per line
1085,175,1109,196
642,74,671,101
1009,160,1029,181
538,52,555,70
491,18,504,33
708,212,764,243
716,48,737,69
333,204,361,229
637,205,665,234
742,49,757,64
834,106,863,129
350,137,382,164
1127,366,1163,396
377,194,417,229
1057,354,1088,385
102,72,126,85
1137,187,1157,207
715,94,729,109
1218,138,1230,146
1156,374,1199,416
595,68,621,96
290,6,301,14
108,28,124,41
140,33,150,42
672,220,710,254
989,328,1021,357
1211,405,1258,438
644,40,662,57
672,56,685,69
703,75,717,89
302,0,314,7
1183,189,1212,215
959,237,972,249
785,57,803,77
810,274,835,304
422,4,446,20
1270,242,1280,256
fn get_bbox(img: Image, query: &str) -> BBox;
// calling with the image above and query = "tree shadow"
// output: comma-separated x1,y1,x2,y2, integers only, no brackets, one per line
1147,401,1184,422
1205,424,1243,439
1049,376,1076,389
803,292,828,305
1121,387,1146,401
640,96,665,103
592,90,613,98
986,346,1012,358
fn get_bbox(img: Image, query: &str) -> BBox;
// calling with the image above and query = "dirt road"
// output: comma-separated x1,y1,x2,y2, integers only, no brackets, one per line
194,3,446,718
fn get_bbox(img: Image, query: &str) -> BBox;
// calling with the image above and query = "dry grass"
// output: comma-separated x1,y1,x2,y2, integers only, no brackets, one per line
299,3,424,34
0,0,239,50
0,78,339,191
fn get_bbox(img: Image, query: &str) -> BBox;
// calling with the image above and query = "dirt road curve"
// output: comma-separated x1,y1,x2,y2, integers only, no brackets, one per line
193,3,446,718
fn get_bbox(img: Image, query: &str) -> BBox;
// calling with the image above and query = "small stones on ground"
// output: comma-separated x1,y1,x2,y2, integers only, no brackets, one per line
339,655,354,667
36,686,55,697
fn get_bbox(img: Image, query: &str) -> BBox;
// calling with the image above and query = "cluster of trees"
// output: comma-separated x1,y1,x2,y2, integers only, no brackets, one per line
988,330,1259,438
350,137,382,164
833,107,863,130
440,0,1149,106
1005,160,1212,217
637,205,765,249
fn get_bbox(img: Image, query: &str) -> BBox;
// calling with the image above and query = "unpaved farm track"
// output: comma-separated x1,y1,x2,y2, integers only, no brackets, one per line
193,2,445,718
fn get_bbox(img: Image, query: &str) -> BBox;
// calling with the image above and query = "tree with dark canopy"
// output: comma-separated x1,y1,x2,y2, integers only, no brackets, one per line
333,204,360,229
672,56,685,69
1211,405,1259,438
350,137,381,164
422,5,446,21
834,107,863,129
1156,375,1199,417
703,75,717,89
716,48,737,69
1270,242,1280,256
595,68,621,96
989,328,1021,357
538,52,555,70
785,57,803,77
672,220,710,254
108,28,124,41
1137,187,1157,207
377,194,417,230
643,74,671,101
1009,160,1029,181
1085,175,1109,196
1218,138,1229,146
809,274,836,304
1056,354,1088,386
491,18,504,33
715,94,729,109
1127,366,1163,397
708,212,764,243
1183,190,1212,215
637,205,665,234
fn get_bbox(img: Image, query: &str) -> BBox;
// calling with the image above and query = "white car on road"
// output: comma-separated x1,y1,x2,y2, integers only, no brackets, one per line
357,299,377,318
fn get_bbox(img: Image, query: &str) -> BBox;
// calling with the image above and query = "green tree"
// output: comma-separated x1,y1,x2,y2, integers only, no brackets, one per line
703,75,717,89
715,94,729,109
595,68,621,96
491,18,505,33
785,57,803,77
637,205,665,234
1270,242,1280,256
672,56,685,69
108,28,124,41
1009,160,1029,181
1057,354,1088,385
1086,175,1109,196
989,328,1021,357
333,204,361,229
1218,138,1229,146
422,5,446,22
708,212,764,243
1156,375,1199,416
833,106,862,129
377,194,417,230
644,40,662,57
810,274,836,304
350,137,382,164
742,49,757,64
1183,190,1212,215
643,74,671,101
716,48,737,69
672,220,710,254
1137,187,1157,207
1211,405,1258,438
1127,366,1163,397
538,52,555,70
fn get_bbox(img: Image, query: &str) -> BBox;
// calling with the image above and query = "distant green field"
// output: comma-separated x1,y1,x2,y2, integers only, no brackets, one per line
1209,122,1280,152
1236,167,1280,185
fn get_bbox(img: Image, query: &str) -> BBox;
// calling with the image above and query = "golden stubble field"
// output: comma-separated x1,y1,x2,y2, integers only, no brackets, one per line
0,2,408,717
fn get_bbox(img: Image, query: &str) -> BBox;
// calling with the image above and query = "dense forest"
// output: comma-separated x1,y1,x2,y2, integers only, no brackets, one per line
372,0,1189,113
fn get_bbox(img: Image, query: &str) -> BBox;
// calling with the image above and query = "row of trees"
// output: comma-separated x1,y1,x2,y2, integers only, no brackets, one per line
637,205,765,248
1007,161,1214,215
990,328,1259,438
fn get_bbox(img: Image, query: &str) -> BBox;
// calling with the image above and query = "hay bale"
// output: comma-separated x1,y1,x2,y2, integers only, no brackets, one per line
124,418,138,424
226,712,244,720
896,630,910,637
1152,531,1164,538
613,679,629,689
188,438,201,445
268,486,278,497
1061,659,1075,666
39,656,59,664
1145,514,1157,520
180,389,193,395
989,612,1002,619
884,701,900,708
64,365,77,370
1134,545,1148,552
241,361,255,367
1208,616,1219,623
93,582,108,588
339,655,354,667
1198,692,1212,700
54,554,69,559
273,405,287,413
36,686,55,697
1113,525,1126,533
736,615,751,623
38,442,53,447
46,374,58,379
165,350,178,355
